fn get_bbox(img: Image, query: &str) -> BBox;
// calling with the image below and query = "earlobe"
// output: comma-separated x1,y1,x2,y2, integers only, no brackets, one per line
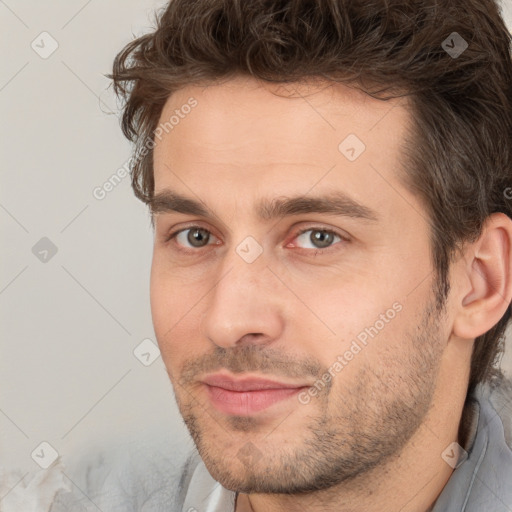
453,213,512,340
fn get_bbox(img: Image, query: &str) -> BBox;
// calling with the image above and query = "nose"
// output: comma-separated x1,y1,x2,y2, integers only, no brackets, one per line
200,249,285,349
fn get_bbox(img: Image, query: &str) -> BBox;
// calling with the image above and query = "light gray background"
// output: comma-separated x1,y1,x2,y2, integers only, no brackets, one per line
1,0,512,488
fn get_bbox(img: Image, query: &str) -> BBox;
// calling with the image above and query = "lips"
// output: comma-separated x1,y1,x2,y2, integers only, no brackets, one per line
202,374,305,391
201,372,309,415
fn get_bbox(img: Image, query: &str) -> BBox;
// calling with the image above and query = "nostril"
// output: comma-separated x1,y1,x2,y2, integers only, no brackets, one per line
236,333,269,345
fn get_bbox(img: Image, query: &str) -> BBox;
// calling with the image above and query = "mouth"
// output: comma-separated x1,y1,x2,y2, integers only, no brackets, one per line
201,372,310,415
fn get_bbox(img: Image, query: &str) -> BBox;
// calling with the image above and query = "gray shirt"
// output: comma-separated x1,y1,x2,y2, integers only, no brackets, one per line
50,373,512,511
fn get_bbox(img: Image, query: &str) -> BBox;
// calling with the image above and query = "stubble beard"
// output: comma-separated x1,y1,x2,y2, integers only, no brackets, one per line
174,296,445,495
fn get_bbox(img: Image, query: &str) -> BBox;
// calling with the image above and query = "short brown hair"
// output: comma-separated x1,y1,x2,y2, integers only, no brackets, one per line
110,0,512,395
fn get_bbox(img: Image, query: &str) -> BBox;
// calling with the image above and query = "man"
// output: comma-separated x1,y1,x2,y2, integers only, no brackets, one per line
52,0,512,510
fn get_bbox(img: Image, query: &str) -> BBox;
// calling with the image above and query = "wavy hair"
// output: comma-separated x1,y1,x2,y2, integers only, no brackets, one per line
109,0,512,395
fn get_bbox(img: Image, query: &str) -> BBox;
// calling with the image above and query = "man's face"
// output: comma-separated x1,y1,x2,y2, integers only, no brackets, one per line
150,76,451,493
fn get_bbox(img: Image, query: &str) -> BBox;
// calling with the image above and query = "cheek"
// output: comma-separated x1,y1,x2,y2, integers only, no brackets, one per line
293,281,386,336
150,261,169,333
150,252,193,326
293,281,413,370
150,262,183,352
150,259,207,364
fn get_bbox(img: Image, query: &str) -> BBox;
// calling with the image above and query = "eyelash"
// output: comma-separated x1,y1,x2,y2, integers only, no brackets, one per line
163,225,348,255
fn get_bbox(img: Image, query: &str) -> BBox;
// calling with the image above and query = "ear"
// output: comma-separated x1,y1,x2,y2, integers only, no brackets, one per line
452,212,512,340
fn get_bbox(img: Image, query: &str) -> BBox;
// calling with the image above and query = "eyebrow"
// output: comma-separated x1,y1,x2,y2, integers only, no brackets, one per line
149,189,379,223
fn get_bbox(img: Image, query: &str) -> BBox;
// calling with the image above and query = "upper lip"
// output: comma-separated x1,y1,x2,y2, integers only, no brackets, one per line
202,372,308,392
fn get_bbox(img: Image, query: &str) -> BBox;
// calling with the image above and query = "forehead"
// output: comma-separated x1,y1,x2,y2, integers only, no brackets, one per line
152,76,416,222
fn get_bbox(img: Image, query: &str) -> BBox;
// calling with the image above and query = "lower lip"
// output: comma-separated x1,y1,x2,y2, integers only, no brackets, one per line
205,385,305,415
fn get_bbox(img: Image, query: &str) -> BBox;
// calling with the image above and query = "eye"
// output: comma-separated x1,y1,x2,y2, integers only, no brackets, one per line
165,225,347,253
167,226,219,249
290,227,345,251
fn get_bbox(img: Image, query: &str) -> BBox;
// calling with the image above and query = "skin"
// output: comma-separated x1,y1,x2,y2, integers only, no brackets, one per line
149,75,512,512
